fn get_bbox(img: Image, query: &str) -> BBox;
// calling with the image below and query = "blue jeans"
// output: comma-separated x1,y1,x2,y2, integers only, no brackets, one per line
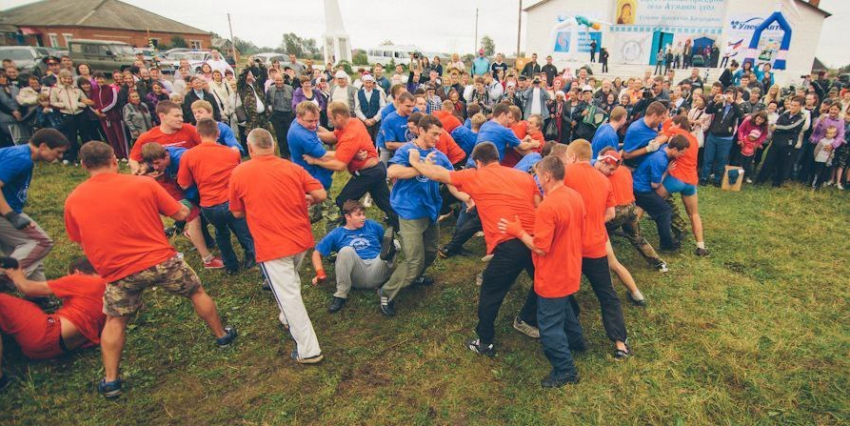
201,202,255,271
537,295,584,381
701,134,733,183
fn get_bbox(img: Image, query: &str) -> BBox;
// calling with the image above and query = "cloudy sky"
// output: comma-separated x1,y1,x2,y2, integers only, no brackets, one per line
3,0,848,67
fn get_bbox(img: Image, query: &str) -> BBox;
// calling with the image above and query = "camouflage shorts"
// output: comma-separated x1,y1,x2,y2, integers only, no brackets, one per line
103,254,202,317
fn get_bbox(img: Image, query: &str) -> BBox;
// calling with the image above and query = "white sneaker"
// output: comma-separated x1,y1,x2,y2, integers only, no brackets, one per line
62,159,70,165
824,181,834,187
838,183,845,190
745,178,753,184
481,254,493,262
474,231,484,238
362,194,373,208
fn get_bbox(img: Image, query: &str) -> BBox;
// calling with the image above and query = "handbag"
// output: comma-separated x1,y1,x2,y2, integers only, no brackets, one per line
234,92,247,123
543,118,559,140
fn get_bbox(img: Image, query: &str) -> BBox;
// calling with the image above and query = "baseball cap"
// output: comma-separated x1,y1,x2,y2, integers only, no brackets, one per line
334,70,348,79
582,85,593,92
598,150,622,165
361,74,375,82
478,49,485,54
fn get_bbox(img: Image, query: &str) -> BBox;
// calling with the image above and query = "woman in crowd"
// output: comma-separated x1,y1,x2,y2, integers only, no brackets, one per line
50,69,87,163
0,70,22,147
735,111,770,182
808,103,845,186
76,63,95,86
687,94,711,168
612,77,624,94
145,82,170,124
448,89,465,121
432,56,443,76
292,75,327,124
209,70,235,127
92,71,127,159
199,63,215,82
122,91,152,145
76,77,105,144
449,53,465,72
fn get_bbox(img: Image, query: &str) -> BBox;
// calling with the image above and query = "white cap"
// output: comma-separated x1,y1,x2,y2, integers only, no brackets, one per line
556,90,566,97
507,81,516,88
582,85,593,92
361,74,375,82
334,70,348,79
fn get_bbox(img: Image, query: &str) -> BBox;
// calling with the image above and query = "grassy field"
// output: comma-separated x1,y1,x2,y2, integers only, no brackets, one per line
1,162,848,425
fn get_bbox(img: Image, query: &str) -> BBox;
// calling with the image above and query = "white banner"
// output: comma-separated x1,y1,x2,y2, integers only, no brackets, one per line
724,14,788,65
614,0,728,29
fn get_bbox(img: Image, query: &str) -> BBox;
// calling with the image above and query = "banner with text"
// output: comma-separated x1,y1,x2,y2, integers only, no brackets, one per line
614,0,728,29
724,14,788,66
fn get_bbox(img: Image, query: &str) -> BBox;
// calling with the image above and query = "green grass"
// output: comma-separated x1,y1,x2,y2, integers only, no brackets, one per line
1,162,849,425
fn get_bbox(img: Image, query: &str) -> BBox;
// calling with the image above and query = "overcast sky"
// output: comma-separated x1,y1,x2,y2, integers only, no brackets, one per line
2,0,848,67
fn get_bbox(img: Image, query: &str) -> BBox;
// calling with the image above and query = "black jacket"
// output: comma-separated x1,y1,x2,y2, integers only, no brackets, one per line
521,62,541,78
771,111,806,147
182,90,222,124
706,101,744,137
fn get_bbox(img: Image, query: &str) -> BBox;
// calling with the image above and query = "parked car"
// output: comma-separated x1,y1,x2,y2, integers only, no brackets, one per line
133,47,158,62
68,39,136,73
253,52,287,67
160,51,211,74
0,46,51,77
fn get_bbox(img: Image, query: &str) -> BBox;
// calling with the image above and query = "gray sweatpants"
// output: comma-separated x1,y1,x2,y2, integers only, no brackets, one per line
0,213,53,284
334,247,392,299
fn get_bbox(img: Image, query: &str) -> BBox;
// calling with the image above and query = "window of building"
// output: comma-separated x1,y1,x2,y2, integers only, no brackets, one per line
149,38,160,48
48,33,59,48
189,40,202,49
62,33,73,46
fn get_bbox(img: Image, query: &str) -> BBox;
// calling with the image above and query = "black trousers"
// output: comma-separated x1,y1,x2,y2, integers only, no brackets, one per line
270,111,294,159
60,113,85,162
476,238,538,345
442,207,482,256
336,162,398,231
364,120,380,144
579,256,627,343
756,143,795,187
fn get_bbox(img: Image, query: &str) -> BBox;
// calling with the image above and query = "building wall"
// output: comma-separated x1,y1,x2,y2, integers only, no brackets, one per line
525,0,612,63
16,26,211,49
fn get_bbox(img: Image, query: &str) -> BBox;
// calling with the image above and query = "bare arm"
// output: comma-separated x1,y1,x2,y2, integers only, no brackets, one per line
387,164,420,180
307,188,328,204
304,153,349,172
2,267,53,297
318,128,337,144
170,204,190,221
385,141,407,151
603,206,615,223
408,155,453,184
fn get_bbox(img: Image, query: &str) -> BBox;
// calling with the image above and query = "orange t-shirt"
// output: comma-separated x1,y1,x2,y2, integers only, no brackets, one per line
229,155,323,262
436,130,466,165
564,162,615,258
177,142,241,207
334,119,379,173
433,110,462,134
501,121,530,168
50,274,107,346
450,163,538,254
532,185,585,298
663,127,699,185
608,166,636,206
129,124,201,162
64,173,181,282
528,129,545,153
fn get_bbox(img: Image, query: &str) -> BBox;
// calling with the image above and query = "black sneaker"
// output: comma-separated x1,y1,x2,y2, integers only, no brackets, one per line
98,378,123,399
328,297,346,313
626,292,647,307
378,289,395,317
225,267,239,276
653,260,669,273
614,343,632,360
216,326,238,348
412,276,434,286
541,373,580,388
242,257,257,270
261,278,271,291
466,338,495,357
699,179,708,186
437,246,456,259
660,242,681,252
695,247,710,257
379,228,396,261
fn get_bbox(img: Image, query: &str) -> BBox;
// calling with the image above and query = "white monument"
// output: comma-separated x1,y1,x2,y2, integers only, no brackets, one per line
323,0,352,64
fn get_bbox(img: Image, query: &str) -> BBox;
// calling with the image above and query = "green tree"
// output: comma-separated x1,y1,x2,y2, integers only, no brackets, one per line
234,37,259,55
170,35,187,48
281,33,321,59
480,35,495,57
352,49,368,66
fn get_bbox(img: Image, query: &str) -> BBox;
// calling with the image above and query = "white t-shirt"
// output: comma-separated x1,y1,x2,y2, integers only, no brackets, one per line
332,86,349,103
206,58,233,75
530,88,542,115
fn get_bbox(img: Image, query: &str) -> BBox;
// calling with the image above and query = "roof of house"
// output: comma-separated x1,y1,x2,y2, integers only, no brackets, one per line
0,0,209,35
523,0,831,17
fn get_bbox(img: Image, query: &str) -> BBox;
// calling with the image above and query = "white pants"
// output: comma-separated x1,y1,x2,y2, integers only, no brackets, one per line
260,251,321,358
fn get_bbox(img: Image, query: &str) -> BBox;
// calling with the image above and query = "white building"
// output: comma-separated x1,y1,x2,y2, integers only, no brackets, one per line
523,0,830,85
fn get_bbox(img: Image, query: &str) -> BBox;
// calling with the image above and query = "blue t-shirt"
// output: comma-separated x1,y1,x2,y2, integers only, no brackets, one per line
377,111,413,150
622,119,660,169
0,145,34,213
451,126,478,157
467,120,521,167
388,142,453,222
591,123,619,159
164,146,198,201
316,219,384,260
217,122,244,155
463,118,472,129
633,148,669,193
380,102,397,121
287,121,334,190
514,152,542,173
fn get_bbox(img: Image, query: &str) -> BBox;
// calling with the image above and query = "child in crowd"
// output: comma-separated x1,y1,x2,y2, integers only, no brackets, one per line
736,111,769,183
830,115,850,189
36,93,63,130
812,125,838,189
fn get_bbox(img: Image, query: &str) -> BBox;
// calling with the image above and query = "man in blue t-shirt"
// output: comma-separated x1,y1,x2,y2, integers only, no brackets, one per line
466,103,538,168
632,135,690,251
191,100,244,155
311,199,393,313
591,106,629,159
377,115,453,317
0,129,68,284
377,92,416,164
288,102,338,231
622,101,669,169
452,113,485,157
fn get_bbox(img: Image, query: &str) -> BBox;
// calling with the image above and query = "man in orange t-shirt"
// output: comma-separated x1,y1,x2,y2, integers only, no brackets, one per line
178,118,255,274
303,101,398,231
0,257,106,390
229,129,327,365
559,140,631,359
433,103,462,134
410,142,541,357
596,147,667,273
498,156,585,388
128,100,201,173
65,141,234,399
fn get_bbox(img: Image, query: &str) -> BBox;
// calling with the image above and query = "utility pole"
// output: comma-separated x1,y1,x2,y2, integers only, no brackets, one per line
474,8,479,53
227,13,238,63
516,0,522,59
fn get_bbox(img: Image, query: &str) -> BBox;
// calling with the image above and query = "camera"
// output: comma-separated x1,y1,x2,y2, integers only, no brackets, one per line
642,87,654,99
413,53,420,59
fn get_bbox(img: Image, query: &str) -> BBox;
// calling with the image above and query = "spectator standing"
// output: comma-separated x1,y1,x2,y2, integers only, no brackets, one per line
265,73,295,158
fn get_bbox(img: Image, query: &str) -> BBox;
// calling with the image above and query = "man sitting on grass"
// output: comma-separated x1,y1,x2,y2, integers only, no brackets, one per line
0,257,106,392
311,200,395,313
